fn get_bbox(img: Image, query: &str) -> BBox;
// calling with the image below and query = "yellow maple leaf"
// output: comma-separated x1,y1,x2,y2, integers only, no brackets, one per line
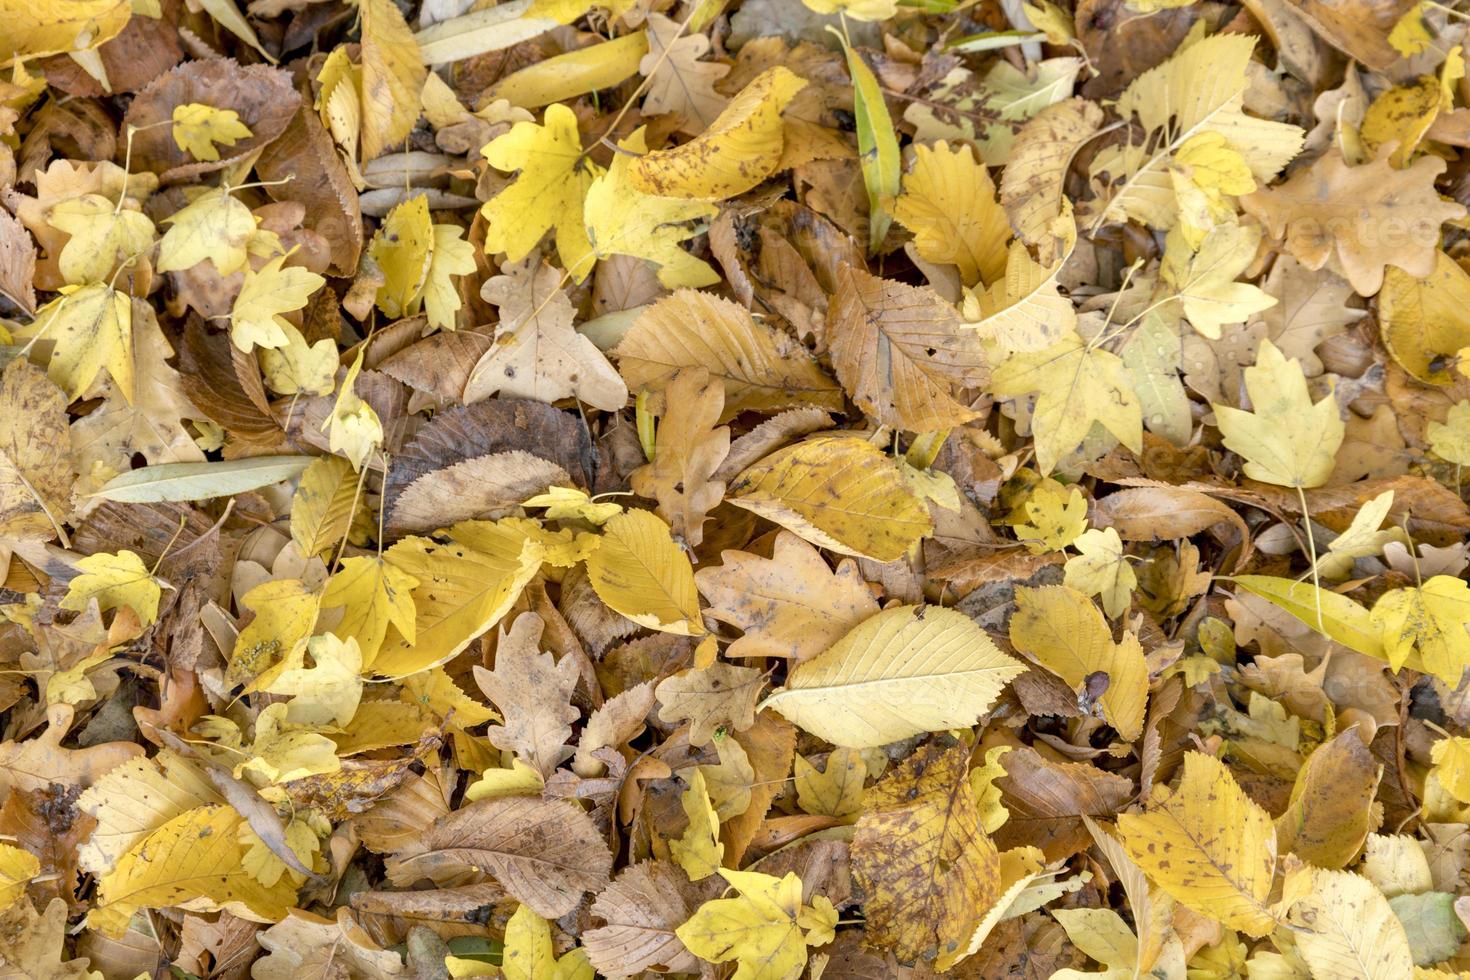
171,102,254,162
480,102,599,276
676,868,836,980
262,633,364,727
794,747,866,819
20,283,134,401
228,578,320,687
670,768,723,880
1118,752,1279,937
46,193,155,285
1160,222,1276,339
991,331,1142,474
1430,401,1470,467
1370,575,1470,685
259,321,338,396
0,844,38,912
521,486,622,525
1014,478,1088,554
1065,527,1138,618
236,703,342,787
581,127,719,287
60,549,163,624
231,252,326,352
156,186,256,276
321,555,417,660
1212,339,1343,488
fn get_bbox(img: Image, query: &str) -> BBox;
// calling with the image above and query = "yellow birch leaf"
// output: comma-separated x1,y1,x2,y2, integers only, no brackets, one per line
582,127,719,287
894,141,1010,287
0,0,131,63
20,283,133,402
762,605,1024,748
231,252,326,353
1289,870,1414,980
60,549,162,625
676,868,835,980
501,903,594,980
629,67,806,201
357,0,426,161
670,768,723,880
726,436,932,562
94,804,297,933
1009,585,1147,741
156,186,255,276
171,103,253,162
375,520,541,677
1211,339,1344,488
585,508,703,635
1117,751,1279,938
289,456,360,558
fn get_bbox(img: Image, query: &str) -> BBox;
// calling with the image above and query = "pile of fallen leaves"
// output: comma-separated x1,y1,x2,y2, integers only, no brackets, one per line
5,0,1470,975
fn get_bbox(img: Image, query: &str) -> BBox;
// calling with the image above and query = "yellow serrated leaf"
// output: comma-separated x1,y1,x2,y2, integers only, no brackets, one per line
585,508,703,635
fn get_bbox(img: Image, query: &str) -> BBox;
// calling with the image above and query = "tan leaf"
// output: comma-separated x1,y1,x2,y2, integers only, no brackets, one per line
630,368,730,548
473,613,580,779
655,663,764,746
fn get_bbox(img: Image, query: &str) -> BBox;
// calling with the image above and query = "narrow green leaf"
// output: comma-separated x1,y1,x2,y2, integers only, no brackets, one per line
93,456,312,503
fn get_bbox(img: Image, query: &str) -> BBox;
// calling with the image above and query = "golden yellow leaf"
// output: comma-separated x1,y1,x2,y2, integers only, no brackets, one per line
375,519,542,677
289,456,360,558
171,103,253,162
1064,527,1138,619
585,508,704,635
367,194,433,320
76,750,222,877
0,0,131,63
0,844,38,911
629,67,805,201
480,102,599,275
1118,752,1279,937
20,283,133,402
1378,251,1470,385
894,141,1010,287
670,768,724,880
94,804,297,934
1160,222,1276,339
262,633,364,727
46,193,155,286
60,549,162,625
1014,478,1088,554
488,31,647,109
726,436,932,562
1212,339,1344,489
1370,575,1470,685
357,0,426,160
675,868,836,980
228,578,319,687
582,127,719,287
321,555,417,662
762,605,1024,748
794,747,866,819
326,351,382,471
156,186,255,276
260,321,338,396
501,903,595,980
231,252,326,352
1009,585,1147,741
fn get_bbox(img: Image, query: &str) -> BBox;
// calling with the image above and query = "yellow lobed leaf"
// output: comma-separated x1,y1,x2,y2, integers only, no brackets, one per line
1369,575,1470,685
326,351,383,472
726,436,932,562
1428,401,1470,466
156,186,255,276
322,555,418,661
629,66,806,201
1160,222,1277,340
357,0,426,160
367,194,434,320
60,549,163,625
19,283,133,402
585,508,703,635
1211,339,1343,489
1009,585,1147,740
1014,478,1088,554
1064,527,1138,619
990,330,1142,475
582,127,719,287
794,747,866,819
94,804,297,934
479,102,599,275
421,223,477,331
46,193,155,286
894,140,1010,287
675,868,835,980
501,903,595,980
762,604,1024,748
695,530,879,662
231,252,326,353
1117,751,1279,938
1378,251,1470,385
171,103,253,162
262,633,364,727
